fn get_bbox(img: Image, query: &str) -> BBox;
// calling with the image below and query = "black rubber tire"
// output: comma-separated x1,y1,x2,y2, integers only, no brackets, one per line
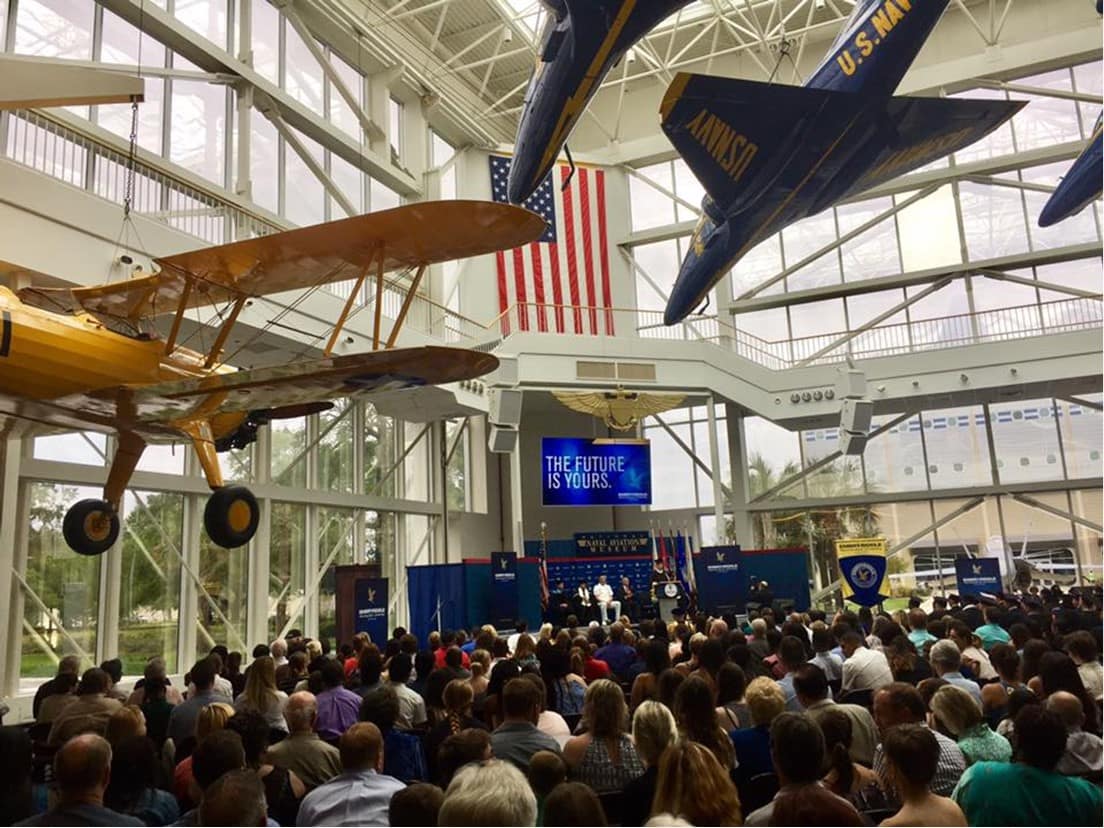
62,499,120,556
203,485,260,549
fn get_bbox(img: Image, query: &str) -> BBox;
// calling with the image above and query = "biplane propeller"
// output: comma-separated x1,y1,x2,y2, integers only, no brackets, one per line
0,200,545,555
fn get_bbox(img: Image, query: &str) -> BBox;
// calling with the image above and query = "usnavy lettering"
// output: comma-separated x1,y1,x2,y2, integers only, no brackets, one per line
836,0,912,76
545,453,625,490
865,126,974,181
684,109,758,183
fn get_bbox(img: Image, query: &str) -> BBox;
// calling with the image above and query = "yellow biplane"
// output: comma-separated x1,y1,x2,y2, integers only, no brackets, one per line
0,200,544,555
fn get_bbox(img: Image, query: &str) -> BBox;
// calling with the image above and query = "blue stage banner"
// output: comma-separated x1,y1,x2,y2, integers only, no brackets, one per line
955,558,1003,597
542,438,651,506
695,546,745,615
574,531,651,557
491,551,519,626
354,577,389,645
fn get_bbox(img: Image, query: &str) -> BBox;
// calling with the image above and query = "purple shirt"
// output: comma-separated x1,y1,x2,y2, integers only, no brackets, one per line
315,686,362,741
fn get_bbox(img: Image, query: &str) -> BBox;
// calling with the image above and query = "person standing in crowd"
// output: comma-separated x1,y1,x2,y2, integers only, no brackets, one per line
593,575,621,626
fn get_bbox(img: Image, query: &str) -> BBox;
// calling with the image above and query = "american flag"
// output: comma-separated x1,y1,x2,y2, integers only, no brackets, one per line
490,155,615,336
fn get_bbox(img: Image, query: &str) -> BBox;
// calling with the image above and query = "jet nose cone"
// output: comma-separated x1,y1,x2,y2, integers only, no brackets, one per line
1037,201,1060,227
507,158,539,205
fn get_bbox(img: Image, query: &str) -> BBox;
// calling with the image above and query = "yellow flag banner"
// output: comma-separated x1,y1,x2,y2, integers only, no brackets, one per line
835,537,890,606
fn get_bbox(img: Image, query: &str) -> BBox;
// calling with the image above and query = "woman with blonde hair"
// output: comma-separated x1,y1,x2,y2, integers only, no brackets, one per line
650,741,742,826
424,679,488,782
105,705,147,747
563,678,645,792
622,701,680,826
930,684,1012,765
468,649,491,696
234,655,289,734
172,702,234,807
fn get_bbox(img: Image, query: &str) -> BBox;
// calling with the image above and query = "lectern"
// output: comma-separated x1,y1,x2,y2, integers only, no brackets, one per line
656,580,684,623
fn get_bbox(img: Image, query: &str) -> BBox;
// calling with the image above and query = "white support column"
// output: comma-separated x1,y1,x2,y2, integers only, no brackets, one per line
304,416,320,639
706,396,726,539
247,426,271,649
178,488,202,672
0,438,24,696
98,520,123,665
725,405,753,546
509,440,525,556
367,67,402,157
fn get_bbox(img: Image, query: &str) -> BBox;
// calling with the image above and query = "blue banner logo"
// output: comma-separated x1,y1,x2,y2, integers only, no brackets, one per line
542,438,651,506
955,557,1002,596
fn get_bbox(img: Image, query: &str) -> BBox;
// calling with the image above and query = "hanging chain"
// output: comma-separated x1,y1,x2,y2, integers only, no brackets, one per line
123,98,139,219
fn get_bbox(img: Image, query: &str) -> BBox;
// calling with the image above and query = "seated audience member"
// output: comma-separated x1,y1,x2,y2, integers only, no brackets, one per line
139,661,176,749
886,632,934,686
314,659,362,743
35,671,78,726
177,730,250,824
745,713,860,826
226,710,306,827
436,728,492,789
173,702,235,806
528,750,568,825
880,724,966,827
947,622,998,682
33,655,82,720
818,709,886,812
563,678,645,792
439,758,538,826
1066,630,1103,702
296,722,405,827
595,622,637,678
193,651,234,701
47,668,124,745
907,609,937,654
952,706,1103,825
387,782,444,827
651,741,743,826
409,650,436,702
776,636,811,711
1046,691,1104,775
810,626,844,685
519,672,571,746
278,652,309,696
491,677,562,771
168,658,223,749
352,646,386,698
930,641,983,707
104,736,179,826
105,705,146,747
622,701,679,827
793,663,876,766
358,686,427,783
1,727,45,823
265,692,342,792
974,605,1012,651
14,734,144,827
198,770,267,827
656,668,686,711
731,676,785,786
424,680,488,780
543,781,608,827
930,685,1012,765
1037,651,1101,734
872,683,966,798
675,673,736,771
234,656,289,734
385,653,428,731
715,662,752,731
631,639,671,710
980,643,1026,726
840,631,895,693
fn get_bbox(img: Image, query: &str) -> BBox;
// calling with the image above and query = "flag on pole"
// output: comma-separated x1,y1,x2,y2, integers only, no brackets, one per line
538,538,550,611
650,525,659,565
489,155,616,337
674,530,690,596
683,530,698,595
657,528,669,573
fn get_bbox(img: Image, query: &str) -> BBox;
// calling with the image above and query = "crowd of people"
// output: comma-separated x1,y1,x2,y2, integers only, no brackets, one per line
2,587,1102,826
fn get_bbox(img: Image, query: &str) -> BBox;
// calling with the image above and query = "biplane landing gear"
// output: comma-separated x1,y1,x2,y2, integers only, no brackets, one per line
62,499,120,557
204,485,259,549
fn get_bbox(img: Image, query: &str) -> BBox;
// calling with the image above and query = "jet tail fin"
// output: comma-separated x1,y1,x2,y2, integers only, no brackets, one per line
659,74,856,213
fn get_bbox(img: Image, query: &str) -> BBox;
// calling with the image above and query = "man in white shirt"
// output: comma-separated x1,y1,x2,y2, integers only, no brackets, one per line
840,630,894,693
385,654,427,731
296,722,405,827
270,639,289,668
593,575,621,625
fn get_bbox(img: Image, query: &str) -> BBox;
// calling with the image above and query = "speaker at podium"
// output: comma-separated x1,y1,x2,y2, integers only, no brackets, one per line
656,580,684,623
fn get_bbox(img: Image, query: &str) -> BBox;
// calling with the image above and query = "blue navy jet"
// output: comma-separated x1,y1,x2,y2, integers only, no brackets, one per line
659,0,1025,324
1038,114,1102,228
507,0,694,205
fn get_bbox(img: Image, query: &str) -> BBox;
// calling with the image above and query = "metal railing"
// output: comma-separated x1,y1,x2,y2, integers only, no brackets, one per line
3,110,282,243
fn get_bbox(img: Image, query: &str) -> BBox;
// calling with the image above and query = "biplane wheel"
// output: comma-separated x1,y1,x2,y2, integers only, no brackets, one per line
62,499,120,556
204,485,259,549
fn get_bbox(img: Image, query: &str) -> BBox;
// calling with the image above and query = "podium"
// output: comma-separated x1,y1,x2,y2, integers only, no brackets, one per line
656,581,684,623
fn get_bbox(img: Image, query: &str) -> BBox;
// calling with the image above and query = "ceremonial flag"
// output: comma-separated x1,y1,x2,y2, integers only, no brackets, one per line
538,540,550,611
489,155,615,336
683,530,698,595
836,537,891,607
657,528,669,573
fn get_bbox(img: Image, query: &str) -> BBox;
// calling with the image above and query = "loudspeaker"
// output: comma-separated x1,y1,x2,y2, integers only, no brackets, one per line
836,368,867,399
838,429,869,456
489,388,523,426
840,398,874,433
487,425,518,454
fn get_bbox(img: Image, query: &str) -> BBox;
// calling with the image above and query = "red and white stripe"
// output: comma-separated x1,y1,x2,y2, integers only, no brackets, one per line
496,164,616,336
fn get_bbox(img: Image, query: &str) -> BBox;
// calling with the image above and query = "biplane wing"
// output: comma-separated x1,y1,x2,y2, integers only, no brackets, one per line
18,201,546,319
69,346,499,423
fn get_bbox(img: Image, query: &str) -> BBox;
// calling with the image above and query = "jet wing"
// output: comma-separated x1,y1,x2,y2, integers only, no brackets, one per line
1039,117,1102,227
841,94,1026,199
19,201,545,320
69,346,499,423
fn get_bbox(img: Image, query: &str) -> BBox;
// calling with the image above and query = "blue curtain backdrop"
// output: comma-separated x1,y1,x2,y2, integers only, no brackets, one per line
464,562,491,630
743,549,811,610
407,564,467,646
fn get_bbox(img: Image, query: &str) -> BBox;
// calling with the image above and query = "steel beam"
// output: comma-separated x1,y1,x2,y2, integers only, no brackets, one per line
1012,492,1104,533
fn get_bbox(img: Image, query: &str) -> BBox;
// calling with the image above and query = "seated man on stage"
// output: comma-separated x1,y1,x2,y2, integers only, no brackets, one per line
593,575,621,625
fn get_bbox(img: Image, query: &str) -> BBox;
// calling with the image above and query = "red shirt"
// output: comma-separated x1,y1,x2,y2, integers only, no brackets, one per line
434,647,470,669
583,656,611,683
344,656,359,679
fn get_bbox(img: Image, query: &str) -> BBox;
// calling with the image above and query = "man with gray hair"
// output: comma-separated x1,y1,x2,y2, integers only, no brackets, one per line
16,734,143,826
270,639,289,667
438,759,537,826
32,654,82,719
929,639,982,706
1047,690,1104,775
266,691,342,790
